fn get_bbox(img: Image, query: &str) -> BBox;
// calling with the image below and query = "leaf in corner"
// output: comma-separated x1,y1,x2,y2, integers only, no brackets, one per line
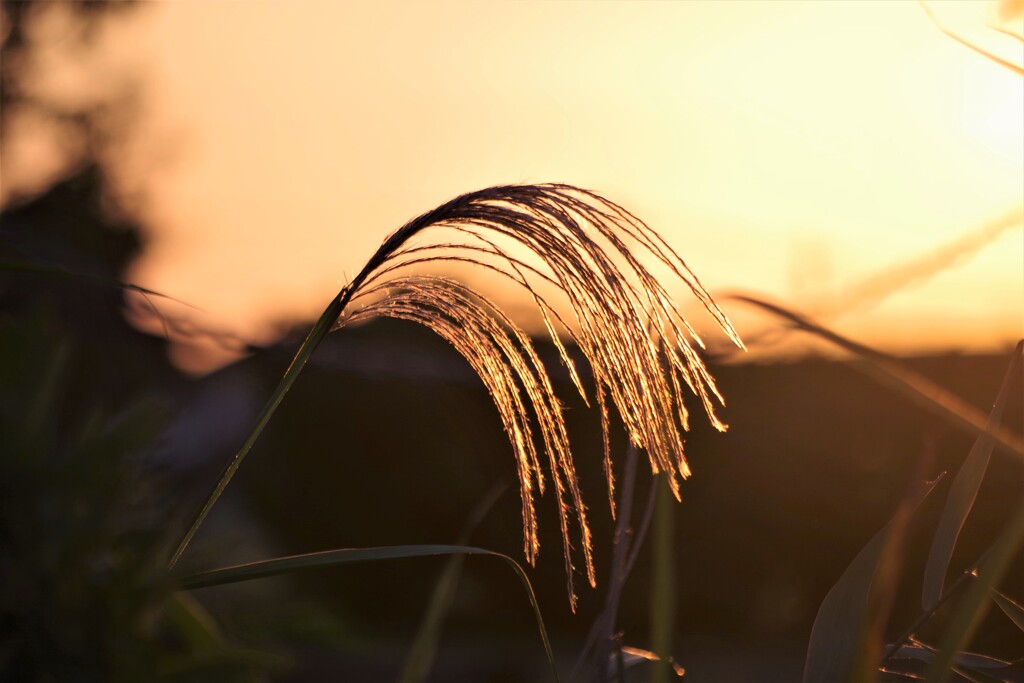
992,590,1024,633
803,476,942,683
922,344,1022,610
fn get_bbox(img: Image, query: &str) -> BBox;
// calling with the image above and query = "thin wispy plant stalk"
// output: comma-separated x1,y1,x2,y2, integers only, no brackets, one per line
398,480,508,683
729,295,1024,461
591,444,640,681
918,0,1024,76
178,544,560,679
170,184,743,607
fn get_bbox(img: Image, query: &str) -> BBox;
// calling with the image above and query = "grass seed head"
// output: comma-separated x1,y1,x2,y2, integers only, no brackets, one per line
335,183,743,608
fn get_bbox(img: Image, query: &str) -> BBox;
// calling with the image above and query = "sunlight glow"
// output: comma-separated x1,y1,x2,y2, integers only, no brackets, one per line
958,59,1024,166
3,1,1021,370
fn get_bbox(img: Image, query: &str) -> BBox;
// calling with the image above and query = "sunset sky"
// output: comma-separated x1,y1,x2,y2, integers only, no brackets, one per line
4,0,1022,371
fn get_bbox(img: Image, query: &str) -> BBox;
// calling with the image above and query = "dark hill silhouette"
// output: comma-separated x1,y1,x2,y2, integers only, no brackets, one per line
162,316,1021,675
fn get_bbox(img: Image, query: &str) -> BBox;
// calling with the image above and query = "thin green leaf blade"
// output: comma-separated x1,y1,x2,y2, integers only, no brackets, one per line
0,258,191,305
169,290,347,568
177,544,558,682
398,482,505,683
161,593,291,677
803,477,941,683
397,555,466,683
923,346,1021,610
651,473,676,683
165,593,229,653
889,642,1017,676
729,296,1024,461
926,500,1024,682
992,590,1024,633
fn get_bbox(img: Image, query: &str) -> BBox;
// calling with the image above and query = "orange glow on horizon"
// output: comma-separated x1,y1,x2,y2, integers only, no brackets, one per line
4,1,1022,372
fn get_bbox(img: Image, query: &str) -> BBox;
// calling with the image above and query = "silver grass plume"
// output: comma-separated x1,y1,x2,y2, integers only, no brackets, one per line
333,184,744,609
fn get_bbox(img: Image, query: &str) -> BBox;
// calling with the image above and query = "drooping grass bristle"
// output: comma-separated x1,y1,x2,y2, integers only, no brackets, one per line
333,183,742,608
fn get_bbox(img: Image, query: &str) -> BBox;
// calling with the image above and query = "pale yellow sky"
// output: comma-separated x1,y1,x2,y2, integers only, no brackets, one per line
5,1,1022,370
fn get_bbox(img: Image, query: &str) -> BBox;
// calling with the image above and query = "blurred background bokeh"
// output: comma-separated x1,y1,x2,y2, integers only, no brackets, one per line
2,1,1021,681
3,0,1022,371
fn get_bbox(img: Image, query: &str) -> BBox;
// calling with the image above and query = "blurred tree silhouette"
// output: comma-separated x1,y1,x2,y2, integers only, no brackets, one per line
1,0,140,203
0,3,276,680
1,0,176,424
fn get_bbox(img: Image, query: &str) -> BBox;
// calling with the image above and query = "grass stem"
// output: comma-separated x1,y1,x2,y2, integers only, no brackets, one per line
168,288,350,568
592,444,640,682
651,474,676,683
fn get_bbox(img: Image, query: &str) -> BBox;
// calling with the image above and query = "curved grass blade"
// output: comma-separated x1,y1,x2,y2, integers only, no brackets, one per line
177,544,559,682
0,258,193,305
398,482,507,683
165,592,229,652
926,500,1024,683
169,291,348,568
398,555,465,683
1,258,195,344
923,344,1022,610
990,24,1024,42
160,593,291,676
881,661,1020,683
804,476,942,683
891,642,1017,670
170,184,741,609
918,0,1024,76
172,184,742,609
992,590,1024,633
730,295,1024,461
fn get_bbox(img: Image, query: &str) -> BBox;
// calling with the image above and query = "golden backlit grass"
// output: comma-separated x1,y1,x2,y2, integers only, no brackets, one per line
171,183,744,610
